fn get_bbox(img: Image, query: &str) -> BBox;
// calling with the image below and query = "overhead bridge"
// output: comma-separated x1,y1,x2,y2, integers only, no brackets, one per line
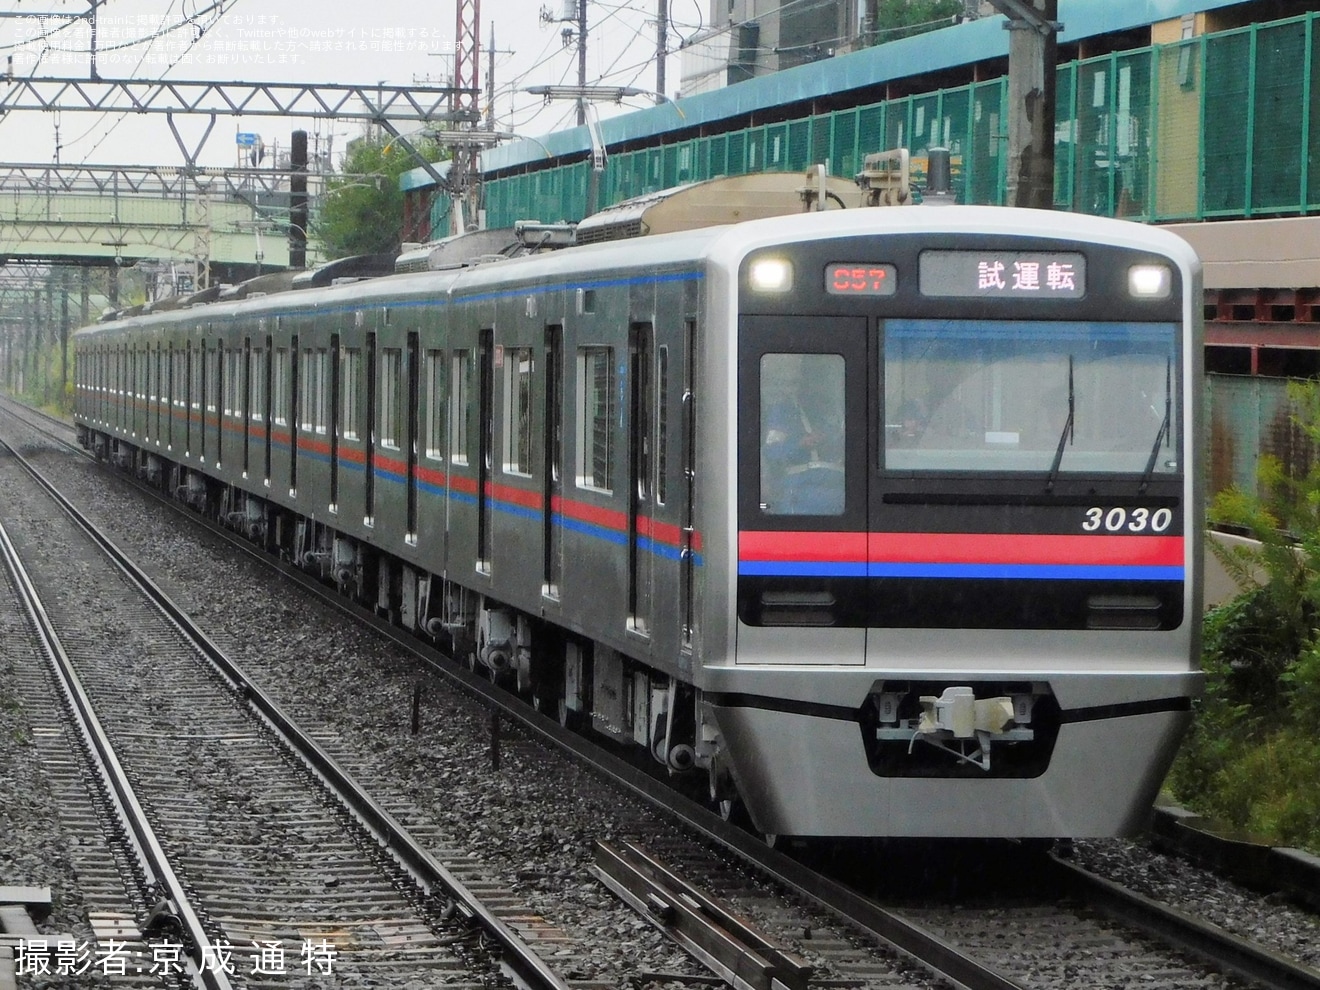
0,163,293,273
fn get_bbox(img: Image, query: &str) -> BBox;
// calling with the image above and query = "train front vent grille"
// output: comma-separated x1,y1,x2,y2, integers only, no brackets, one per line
759,590,836,626
1086,594,1162,630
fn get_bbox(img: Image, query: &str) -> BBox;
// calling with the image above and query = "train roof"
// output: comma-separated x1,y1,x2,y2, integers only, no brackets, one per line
73,204,1200,340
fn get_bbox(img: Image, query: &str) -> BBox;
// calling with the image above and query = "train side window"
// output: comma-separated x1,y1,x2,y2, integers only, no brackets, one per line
424,349,444,460
759,352,846,516
577,346,614,493
504,346,534,476
273,348,289,426
300,347,331,434
450,350,470,466
380,347,402,449
299,347,314,432
657,345,669,506
340,348,361,440
190,345,202,413
207,344,219,414
225,348,241,416
250,347,265,422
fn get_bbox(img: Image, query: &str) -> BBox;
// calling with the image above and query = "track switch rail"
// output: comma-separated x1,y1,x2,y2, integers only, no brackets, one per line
592,840,814,990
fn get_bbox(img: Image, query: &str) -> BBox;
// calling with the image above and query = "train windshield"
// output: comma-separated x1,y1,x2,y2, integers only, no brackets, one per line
883,319,1180,475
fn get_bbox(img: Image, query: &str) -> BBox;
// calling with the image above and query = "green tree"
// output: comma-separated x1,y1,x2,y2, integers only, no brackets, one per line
866,0,965,44
313,134,446,259
1167,379,1320,849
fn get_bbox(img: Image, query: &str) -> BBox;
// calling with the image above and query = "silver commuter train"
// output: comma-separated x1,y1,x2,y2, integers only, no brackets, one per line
74,186,1204,839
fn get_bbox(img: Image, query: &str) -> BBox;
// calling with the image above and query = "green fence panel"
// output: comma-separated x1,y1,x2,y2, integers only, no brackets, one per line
745,126,763,171
1203,27,1252,215
727,130,747,174
484,178,504,228
706,134,726,178
812,115,833,173
661,144,679,187
885,96,911,152
573,160,592,218
1113,49,1153,218
856,103,885,169
1252,19,1308,213
630,149,650,197
941,86,972,201
1054,64,1077,208
968,79,1004,205
691,139,709,182
828,110,860,176
1075,55,1115,216
787,119,811,171
1152,39,1203,220
769,122,790,170
1309,16,1320,208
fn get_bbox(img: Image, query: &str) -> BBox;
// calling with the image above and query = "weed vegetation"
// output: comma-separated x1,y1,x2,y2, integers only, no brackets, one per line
1170,380,1320,852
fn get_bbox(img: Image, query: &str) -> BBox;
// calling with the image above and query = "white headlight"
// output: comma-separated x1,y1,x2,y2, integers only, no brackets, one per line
1129,264,1171,299
749,258,793,293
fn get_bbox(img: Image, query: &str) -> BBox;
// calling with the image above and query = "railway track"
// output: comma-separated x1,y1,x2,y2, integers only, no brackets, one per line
0,430,586,988
2,397,1319,990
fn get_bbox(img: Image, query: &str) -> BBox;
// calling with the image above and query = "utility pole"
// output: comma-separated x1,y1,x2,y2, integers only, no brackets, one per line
577,0,588,126
87,0,101,80
486,23,496,130
989,0,1060,209
656,1,667,101
289,130,308,269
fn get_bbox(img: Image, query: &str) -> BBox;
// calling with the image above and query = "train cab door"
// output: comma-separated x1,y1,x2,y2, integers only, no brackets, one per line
628,324,655,635
542,325,564,598
736,316,870,644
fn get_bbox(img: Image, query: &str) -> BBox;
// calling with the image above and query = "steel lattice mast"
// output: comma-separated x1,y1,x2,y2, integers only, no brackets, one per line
450,0,482,234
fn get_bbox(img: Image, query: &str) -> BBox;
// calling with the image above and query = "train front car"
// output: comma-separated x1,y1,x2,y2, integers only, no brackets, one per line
704,205,1203,839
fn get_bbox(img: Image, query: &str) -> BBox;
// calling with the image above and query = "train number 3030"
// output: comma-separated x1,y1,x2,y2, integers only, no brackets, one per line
1082,506,1174,533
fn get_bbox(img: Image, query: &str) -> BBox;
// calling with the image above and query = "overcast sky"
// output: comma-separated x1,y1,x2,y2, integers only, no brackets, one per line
0,0,704,169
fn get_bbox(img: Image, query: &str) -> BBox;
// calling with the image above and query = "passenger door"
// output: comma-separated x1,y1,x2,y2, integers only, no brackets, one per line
628,324,654,634
543,325,564,597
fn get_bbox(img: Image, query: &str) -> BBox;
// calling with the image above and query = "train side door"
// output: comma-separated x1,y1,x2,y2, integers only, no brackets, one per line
364,333,376,523
406,330,420,540
628,323,655,634
329,333,341,508
477,329,495,568
290,336,300,495
543,324,564,597
242,337,252,476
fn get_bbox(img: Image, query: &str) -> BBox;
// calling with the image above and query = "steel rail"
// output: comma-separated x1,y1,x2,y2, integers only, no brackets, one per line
1048,855,1320,990
0,512,231,990
0,433,576,990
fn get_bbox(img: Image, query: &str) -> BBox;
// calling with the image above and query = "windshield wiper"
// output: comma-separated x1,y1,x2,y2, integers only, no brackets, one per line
1046,355,1075,492
1139,357,1173,493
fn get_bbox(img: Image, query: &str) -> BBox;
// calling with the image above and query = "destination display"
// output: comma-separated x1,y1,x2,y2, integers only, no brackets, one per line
824,263,898,296
919,250,1085,298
